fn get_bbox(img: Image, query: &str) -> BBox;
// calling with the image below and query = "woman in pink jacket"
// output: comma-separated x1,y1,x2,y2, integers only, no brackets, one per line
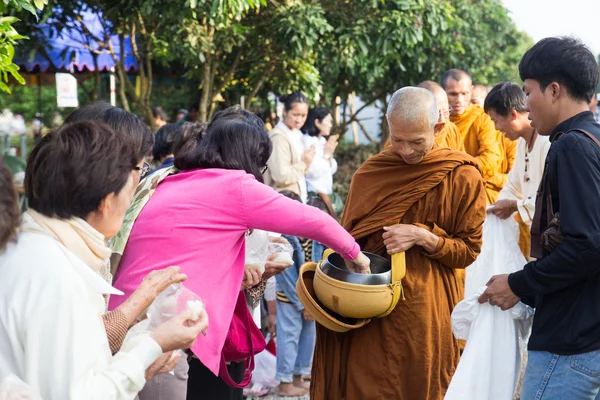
110,106,369,400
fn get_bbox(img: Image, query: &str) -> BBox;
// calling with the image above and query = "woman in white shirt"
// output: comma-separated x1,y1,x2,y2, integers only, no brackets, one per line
0,121,208,400
263,92,315,202
301,106,341,261
302,106,341,211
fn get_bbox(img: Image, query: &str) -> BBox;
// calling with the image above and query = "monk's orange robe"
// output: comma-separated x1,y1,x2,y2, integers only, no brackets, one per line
384,121,465,152
436,121,465,152
451,105,504,203
486,136,518,203
310,147,487,400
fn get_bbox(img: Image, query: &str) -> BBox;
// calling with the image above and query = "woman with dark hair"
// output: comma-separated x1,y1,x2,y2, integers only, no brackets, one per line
109,106,370,400
302,106,342,261
0,159,19,252
0,121,208,400
65,102,155,179
263,91,315,202
147,123,183,177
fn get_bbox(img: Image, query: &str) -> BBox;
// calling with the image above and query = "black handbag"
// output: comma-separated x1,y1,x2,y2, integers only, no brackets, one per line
531,129,600,257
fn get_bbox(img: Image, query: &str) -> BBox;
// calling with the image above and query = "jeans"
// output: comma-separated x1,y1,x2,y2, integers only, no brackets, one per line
521,350,600,399
312,241,326,263
275,301,316,383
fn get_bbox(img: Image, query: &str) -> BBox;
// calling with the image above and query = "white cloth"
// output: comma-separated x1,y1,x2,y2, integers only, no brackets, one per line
276,121,307,202
498,135,551,225
301,135,338,195
445,215,534,400
0,230,163,400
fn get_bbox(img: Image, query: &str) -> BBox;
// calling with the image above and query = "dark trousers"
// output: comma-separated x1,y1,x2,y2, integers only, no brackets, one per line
186,357,243,400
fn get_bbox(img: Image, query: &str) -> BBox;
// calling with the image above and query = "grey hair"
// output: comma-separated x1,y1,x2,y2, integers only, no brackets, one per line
386,87,439,131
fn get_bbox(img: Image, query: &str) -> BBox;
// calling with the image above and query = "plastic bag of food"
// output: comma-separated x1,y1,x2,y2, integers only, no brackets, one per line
245,229,270,274
268,240,294,265
0,374,42,400
147,283,205,330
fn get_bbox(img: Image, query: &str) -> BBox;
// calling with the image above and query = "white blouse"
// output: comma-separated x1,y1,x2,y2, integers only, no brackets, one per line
301,135,338,195
0,231,162,400
498,134,551,225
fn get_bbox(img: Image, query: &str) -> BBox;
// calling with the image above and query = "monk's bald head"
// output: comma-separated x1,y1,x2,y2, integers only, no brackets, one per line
442,69,473,116
418,80,449,123
441,69,472,88
386,87,438,164
471,84,488,108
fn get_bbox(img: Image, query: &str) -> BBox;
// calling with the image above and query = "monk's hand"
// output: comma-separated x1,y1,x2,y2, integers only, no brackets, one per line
383,224,438,254
346,252,371,274
488,200,518,220
477,274,521,311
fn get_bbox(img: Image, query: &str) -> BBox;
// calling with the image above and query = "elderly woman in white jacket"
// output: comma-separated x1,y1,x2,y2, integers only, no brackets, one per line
0,121,208,400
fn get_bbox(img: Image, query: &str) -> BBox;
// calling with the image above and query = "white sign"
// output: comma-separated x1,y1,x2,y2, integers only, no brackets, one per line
55,73,79,108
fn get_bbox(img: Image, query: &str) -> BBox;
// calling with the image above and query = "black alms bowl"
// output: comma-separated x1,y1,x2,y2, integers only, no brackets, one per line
320,252,392,285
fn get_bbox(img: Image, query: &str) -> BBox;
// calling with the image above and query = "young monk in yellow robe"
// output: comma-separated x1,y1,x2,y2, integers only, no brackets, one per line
311,87,487,400
443,69,505,203
486,135,518,203
384,80,465,152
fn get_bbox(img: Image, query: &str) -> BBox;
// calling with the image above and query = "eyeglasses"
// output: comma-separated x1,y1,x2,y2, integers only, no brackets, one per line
261,165,268,174
439,109,450,118
134,162,150,176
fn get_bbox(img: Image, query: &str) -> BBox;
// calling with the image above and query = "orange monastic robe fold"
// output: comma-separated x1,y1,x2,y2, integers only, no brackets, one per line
451,105,504,203
310,147,487,400
435,121,465,152
486,136,518,203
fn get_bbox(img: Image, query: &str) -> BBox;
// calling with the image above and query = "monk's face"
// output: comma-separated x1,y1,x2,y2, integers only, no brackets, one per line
488,109,521,141
434,93,450,125
387,115,435,164
470,87,486,108
445,78,472,117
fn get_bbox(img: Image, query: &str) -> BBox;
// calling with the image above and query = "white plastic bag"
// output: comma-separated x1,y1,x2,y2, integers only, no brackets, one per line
245,230,270,274
445,215,534,400
250,334,279,389
146,283,205,330
124,283,205,374
0,375,42,400
268,240,294,265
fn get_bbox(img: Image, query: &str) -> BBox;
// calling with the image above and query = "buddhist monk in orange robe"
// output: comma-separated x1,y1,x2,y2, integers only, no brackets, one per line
311,87,487,400
384,81,465,152
443,69,505,203
486,135,518,203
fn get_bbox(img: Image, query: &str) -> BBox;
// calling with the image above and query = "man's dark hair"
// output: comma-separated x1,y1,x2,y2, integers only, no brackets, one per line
279,190,302,203
484,81,527,116
152,106,167,122
175,106,272,182
189,102,200,113
519,37,600,103
153,123,183,161
302,106,331,137
25,121,136,220
65,102,154,162
441,69,472,89
0,159,19,251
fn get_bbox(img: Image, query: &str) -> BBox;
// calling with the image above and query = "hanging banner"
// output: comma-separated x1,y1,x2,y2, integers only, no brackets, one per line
55,73,79,108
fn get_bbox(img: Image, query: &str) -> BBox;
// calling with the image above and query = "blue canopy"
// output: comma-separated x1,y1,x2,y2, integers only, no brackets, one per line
15,11,138,73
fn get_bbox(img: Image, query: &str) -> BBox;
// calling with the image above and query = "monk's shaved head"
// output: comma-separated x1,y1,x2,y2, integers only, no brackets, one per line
442,69,474,116
471,84,488,107
387,86,439,130
441,69,472,88
418,80,449,122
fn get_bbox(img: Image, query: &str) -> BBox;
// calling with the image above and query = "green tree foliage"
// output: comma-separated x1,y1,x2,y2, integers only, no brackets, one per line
0,0,47,93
